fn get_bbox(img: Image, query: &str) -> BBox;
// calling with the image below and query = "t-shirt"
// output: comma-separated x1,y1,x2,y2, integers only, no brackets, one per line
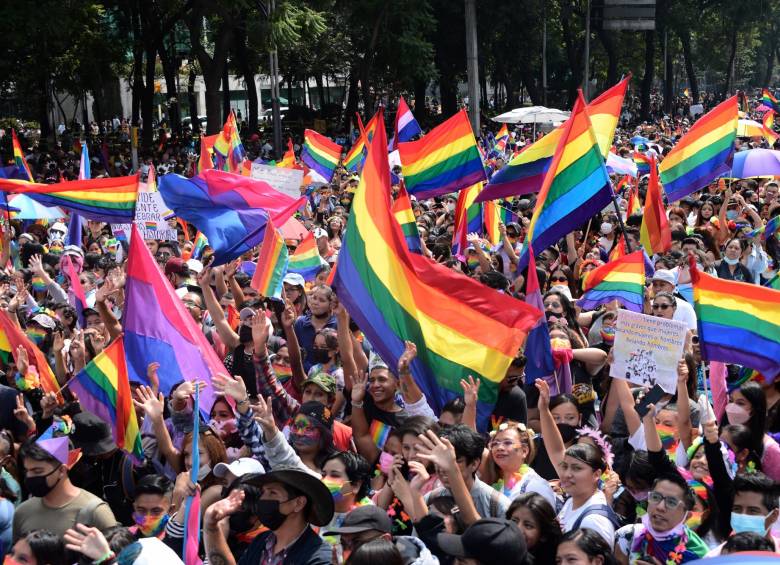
557,491,615,548
12,488,118,540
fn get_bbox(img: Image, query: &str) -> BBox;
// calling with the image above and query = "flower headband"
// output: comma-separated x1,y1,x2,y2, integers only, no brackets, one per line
576,426,614,469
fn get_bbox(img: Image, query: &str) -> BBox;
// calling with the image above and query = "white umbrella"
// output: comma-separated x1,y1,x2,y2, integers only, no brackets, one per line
492,106,571,124
8,194,66,220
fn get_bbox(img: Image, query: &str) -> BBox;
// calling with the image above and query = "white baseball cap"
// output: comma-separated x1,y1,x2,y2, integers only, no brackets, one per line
213,457,265,479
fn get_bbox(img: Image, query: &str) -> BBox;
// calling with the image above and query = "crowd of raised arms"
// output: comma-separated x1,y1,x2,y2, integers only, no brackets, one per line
0,85,777,565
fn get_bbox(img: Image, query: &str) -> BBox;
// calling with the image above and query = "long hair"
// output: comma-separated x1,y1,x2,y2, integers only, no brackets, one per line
181,429,228,491
559,528,617,565
507,493,562,564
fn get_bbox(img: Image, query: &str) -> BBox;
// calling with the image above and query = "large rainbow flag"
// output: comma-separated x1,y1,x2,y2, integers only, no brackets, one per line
452,183,484,258
640,155,672,255
517,90,615,271
690,257,780,380
11,130,33,181
332,110,540,427
659,96,738,202
288,231,327,281
212,111,247,173
0,175,138,222
398,109,486,199
580,250,645,312
476,75,629,202
70,338,144,461
391,185,422,254
761,88,780,113
251,218,288,298
0,310,61,398
301,129,342,183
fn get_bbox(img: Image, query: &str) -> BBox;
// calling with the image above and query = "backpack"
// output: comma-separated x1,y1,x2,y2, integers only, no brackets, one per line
570,504,621,531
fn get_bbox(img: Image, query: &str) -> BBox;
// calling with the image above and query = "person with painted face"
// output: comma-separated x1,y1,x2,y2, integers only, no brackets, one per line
203,466,334,565
13,438,117,540
715,238,753,283
209,397,241,461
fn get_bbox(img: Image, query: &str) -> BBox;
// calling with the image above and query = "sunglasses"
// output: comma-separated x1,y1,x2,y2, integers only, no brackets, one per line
551,275,568,282
652,303,673,311
544,302,562,309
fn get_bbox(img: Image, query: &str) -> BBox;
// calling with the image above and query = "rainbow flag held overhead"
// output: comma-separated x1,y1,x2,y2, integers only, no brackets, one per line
517,90,615,271
761,88,780,113
212,111,246,173
251,218,288,298
277,139,296,169
301,129,342,183
580,250,645,312
11,130,33,181
389,96,422,151
476,76,629,203
398,110,486,199
391,185,422,254
452,183,484,258
690,256,780,381
287,231,327,281
660,96,738,202
763,111,778,145
332,109,541,428
640,155,672,255
190,231,209,260
633,151,651,175
70,338,144,461
494,124,510,153
344,113,379,173
197,135,217,174
0,309,60,398
0,175,139,222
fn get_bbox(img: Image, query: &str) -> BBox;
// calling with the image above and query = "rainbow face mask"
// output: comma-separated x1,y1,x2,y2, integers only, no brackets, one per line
322,477,350,503
25,327,46,345
600,326,616,345
31,276,47,293
656,424,679,456
467,257,480,270
132,512,169,538
272,364,293,384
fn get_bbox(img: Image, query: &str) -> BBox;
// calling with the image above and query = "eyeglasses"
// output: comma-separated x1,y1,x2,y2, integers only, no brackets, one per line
182,300,201,309
648,491,683,509
652,303,673,310
489,439,520,450
551,275,568,282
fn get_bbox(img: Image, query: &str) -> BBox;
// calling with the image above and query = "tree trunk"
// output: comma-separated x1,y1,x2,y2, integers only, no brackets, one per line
724,25,739,96
38,78,52,142
439,72,458,117
141,46,156,148
360,5,388,114
314,75,325,109
188,67,197,121
157,36,181,133
764,45,776,87
641,30,655,121
596,26,619,87
413,78,428,123
233,25,257,134
678,28,699,103
222,64,231,123
343,69,360,132
131,7,143,127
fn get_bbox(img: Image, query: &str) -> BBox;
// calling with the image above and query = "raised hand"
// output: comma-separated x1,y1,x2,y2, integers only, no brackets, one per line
225,259,241,279
68,331,85,365
146,362,160,395
281,300,296,329
351,369,367,404
677,359,689,384
14,346,29,376
534,378,551,410
13,394,34,430
397,341,417,374
196,265,211,288
460,375,480,407
63,524,111,560
250,395,276,432
249,311,269,353
415,430,458,472
40,392,58,419
28,254,45,276
133,385,165,422
212,372,248,402
204,489,245,528
52,331,65,354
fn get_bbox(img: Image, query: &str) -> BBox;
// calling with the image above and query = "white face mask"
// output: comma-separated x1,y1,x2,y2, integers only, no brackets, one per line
445,202,455,212
600,222,613,235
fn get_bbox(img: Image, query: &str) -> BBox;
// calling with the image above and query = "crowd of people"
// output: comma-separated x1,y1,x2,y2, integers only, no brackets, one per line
0,88,778,565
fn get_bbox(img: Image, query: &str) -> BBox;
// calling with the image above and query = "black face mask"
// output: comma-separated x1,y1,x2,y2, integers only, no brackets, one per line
557,423,579,444
255,499,290,530
545,310,559,322
309,349,330,364
229,509,256,534
239,325,254,343
25,466,61,498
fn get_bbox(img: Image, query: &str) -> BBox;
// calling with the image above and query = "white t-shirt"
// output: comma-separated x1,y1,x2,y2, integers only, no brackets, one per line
673,298,697,330
557,490,615,548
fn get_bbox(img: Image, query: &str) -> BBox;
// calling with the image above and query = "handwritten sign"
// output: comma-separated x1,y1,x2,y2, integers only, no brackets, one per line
609,310,688,393
112,179,177,241
250,163,305,199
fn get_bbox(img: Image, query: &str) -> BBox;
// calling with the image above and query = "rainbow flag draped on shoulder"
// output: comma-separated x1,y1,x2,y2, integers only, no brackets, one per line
398,110,486,199
659,96,738,202
391,185,422,254
70,338,144,461
332,109,541,428
251,218,288,298
517,90,615,271
288,231,327,281
690,256,780,381
301,129,342,183
579,250,645,312
476,75,629,203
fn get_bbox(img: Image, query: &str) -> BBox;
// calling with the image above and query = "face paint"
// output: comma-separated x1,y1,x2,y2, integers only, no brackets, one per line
31,276,47,293
290,415,321,447
272,364,293,384
132,512,170,538
25,327,47,345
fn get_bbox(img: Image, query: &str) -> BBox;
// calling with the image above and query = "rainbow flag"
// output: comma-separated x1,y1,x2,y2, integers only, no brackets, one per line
640,155,672,255
517,90,615,271
70,338,144,461
483,200,501,245
0,175,138,222
344,113,379,172
761,88,780,113
748,215,779,240
212,111,246,173
765,274,780,290
197,135,217,174
683,88,690,98
369,419,391,449
626,186,642,217
11,130,33,181
287,231,326,281
389,96,422,151
331,109,541,427
609,234,627,261
476,76,629,202
398,109,486,199
452,183,484,258
391,185,422,254
0,310,60,398
580,250,645,312
659,96,738,202
633,151,651,175
63,255,87,327
251,218,288,298
191,231,208,260
494,124,510,153
277,139,296,169
690,257,780,380
763,111,779,145
301,129,342,183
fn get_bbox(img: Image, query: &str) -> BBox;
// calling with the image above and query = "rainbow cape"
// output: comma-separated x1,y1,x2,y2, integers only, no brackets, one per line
12,130,33,181
690,256,780,380
251,218,288,298
301,129,342,183
0,175,138,222
517,90,615,271
761,88,780,113
391,185,422,254
659,96,738,202
580,250,645,312
287,231,327,281
452,183,484,258
0,309,60,397
398,109,486,199
640,156,672,255
331,109,541,427
476,75,629,202
212,111,246,173
70,338,144,461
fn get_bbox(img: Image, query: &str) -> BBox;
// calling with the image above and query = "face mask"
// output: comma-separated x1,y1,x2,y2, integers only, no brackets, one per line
31,276,47,293
309,348,330,364
25,328,46,345
599,326,616,345
731,512,769,535
545,311,558,322
238,325,253,343
196,464,211,482
445,202,455,212
556,423,579,444
255,499,289,530
686,510,703,530
467,258,480,270
725,402,751,425
726,210,738,220
24,466,61,498
378,452,394,475
132,512,169,538
628,488,649,501
600,222,613,235
724,256,740,266
209,418,237,437
228,509,256,534
641,512,686,540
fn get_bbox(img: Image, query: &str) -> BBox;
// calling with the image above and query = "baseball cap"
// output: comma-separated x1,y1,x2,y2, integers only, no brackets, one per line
213,457,265,479
239,307,257,322
437,518,527,565
652,269,677,286
186,259,204,274
322,505,392,536
164,257,188,277
31,313,56,330
302,372,337,395
283,273,306,287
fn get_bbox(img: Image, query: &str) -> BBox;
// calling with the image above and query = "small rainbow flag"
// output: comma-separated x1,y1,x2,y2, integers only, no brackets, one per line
12,130,33,181
251,218,288,298
762,88,780,113
0,309,60,398
144,221,157,231
398,109,486,199
579,250,645,312
660,96,738,202
301,129,342,183
690,256,780,381
452,183,484,258
609,234,627,261
389,96,422,151
640,155,672,255
747,215,779,240
763,111,778,145
391,185,422,254
191,231,208,260
212,111,246,173
626,186,642,217
70,338,144,461
369,419,391,449
287,231,327,282
276,139,296,169
494,124,510,153
765,274,780,290
633,151,651,175
344,113,379,172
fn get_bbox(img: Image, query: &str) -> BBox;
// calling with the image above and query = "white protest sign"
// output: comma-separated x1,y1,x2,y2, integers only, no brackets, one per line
111,179,177,241
250,163,305,199
609,310,688,393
